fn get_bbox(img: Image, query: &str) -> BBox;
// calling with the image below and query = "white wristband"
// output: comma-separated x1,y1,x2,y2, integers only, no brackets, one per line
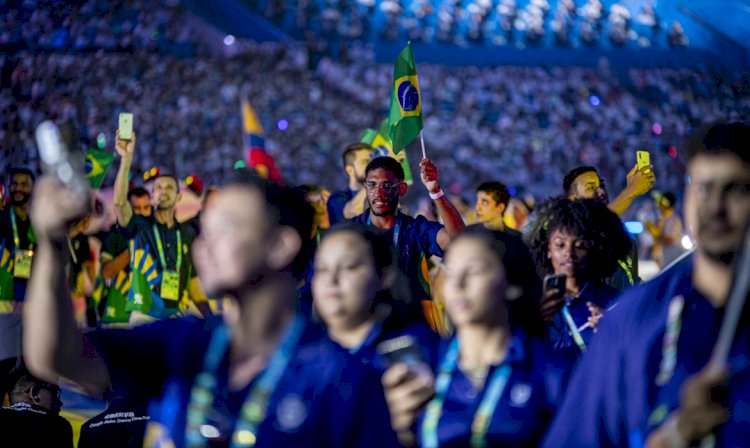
429,189,445,200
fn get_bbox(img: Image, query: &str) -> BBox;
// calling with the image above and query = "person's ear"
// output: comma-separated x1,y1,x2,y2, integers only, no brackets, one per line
499,203,507,215
345,165,355,178
265,227,302,271
398,182,408,197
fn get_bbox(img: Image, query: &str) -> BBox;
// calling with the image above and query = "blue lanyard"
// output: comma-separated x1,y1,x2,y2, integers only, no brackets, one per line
421,337,513,448
185,314,306,447
561,305,587,352
349,321,382,355
367,211,401,247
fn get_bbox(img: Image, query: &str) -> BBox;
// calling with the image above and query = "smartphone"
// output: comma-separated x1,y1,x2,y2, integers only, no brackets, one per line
543,274,566,295
119,112,133,140
377,335,424,368
636,150,650,172
35,121,88,196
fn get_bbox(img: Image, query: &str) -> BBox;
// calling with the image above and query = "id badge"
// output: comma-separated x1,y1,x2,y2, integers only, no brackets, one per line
13,250,34,279
160,270,180,301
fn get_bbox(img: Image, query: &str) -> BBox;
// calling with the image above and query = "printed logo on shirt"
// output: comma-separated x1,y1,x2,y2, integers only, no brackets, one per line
275,394,308,432
134,293,144,305
509,383,532,407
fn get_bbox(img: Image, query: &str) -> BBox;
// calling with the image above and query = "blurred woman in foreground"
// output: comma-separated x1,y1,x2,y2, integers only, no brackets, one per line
312,224,439,371
384,226,571,447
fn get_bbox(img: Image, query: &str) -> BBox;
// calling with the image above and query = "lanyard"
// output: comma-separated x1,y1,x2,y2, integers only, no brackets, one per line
67,237,78,265
655,295,684,386
152,224,181,271
185,314,306,448
367,211,401,247
561,305,587,352
617,257,635,285
9,208,31,252
421,338,513,448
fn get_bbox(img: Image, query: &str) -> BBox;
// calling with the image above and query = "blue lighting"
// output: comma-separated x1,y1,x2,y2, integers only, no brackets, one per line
277,119,289,131
589,95,601,107
624,221,644,234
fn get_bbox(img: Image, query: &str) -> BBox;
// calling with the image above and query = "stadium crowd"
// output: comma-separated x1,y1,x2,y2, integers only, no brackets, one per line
2,1,750,447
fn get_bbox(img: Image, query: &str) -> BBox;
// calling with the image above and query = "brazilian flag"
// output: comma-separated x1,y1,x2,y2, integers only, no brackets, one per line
84,148,115,189
125,238,157,315
0,240,14,311
94,270,132,324
360,119,414,185
388,43,423,154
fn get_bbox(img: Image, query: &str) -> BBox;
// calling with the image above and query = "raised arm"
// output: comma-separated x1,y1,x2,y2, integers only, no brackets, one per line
24,177,110,397
420,158,465,250
608,164,656,217
113,131,136,227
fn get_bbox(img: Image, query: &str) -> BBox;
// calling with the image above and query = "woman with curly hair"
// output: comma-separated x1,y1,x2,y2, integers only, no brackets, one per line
526,198,632,356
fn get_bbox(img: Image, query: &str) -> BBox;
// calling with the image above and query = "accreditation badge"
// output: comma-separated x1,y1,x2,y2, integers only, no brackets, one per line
13,250,34,279
160,270,180,301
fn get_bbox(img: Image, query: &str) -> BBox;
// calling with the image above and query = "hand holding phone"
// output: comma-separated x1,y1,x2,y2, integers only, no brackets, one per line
541,274,567,322
377,335,425,368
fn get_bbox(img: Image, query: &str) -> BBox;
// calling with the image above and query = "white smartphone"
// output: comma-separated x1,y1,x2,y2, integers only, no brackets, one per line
119,112,133,140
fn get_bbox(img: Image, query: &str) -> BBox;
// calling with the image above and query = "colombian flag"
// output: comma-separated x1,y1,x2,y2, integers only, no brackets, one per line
84,148,115,189
241,99,282,183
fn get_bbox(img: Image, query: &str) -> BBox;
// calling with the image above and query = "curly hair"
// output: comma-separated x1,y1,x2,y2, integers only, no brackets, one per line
525,197,632,281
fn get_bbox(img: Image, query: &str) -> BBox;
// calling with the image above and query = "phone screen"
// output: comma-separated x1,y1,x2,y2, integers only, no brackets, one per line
543,274,566,295
119,113,133,140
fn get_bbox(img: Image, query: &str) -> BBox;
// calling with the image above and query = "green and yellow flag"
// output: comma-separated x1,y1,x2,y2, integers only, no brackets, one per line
360,119,414,185
388,43,423,154
84,148,115,189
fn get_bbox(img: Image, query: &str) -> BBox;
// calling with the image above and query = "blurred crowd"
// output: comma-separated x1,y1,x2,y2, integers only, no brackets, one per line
260,0,690,48
3,44,749,205
0,0,197,53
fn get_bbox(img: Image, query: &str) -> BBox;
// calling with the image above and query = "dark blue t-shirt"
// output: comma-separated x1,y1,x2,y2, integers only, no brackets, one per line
543,254,750,447
351,210,444,303
547,281,620,357
327,189,357,226
88,315,400,448
417,331,573,448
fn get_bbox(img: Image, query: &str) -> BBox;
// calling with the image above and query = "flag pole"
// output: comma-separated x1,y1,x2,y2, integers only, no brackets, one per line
419,130,427,159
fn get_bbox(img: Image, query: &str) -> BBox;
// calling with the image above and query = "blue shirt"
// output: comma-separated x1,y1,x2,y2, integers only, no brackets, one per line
351,210,444,303
327,189,357,226
548,281,620,356
417,332,573,448
542,254,750,447
88,315,401,448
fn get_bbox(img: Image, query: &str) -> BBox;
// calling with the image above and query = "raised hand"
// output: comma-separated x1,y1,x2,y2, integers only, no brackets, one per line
114,130,136,158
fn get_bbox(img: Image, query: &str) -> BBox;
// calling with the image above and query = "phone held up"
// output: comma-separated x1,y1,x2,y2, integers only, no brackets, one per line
543,274,566,298
636,150,650,173
119,112,134,140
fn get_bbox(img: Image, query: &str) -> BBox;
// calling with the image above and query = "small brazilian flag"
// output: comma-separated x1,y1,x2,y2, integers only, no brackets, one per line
388,43,423,154
361,119,414,185
84,148,115,189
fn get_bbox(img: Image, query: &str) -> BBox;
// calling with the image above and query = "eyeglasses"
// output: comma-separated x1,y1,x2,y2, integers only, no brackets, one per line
363,181,402,194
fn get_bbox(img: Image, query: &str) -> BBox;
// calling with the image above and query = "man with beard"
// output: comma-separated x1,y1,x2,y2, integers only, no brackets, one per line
0,167,35,398
112,132,209,323
544,122,750,447
351,156,465,303
327,143,372,226
563,164,655,289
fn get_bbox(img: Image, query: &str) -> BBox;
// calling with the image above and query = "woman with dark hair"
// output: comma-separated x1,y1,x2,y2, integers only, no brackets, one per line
312,224,439,370
526,197,632,355
384,225,571,447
